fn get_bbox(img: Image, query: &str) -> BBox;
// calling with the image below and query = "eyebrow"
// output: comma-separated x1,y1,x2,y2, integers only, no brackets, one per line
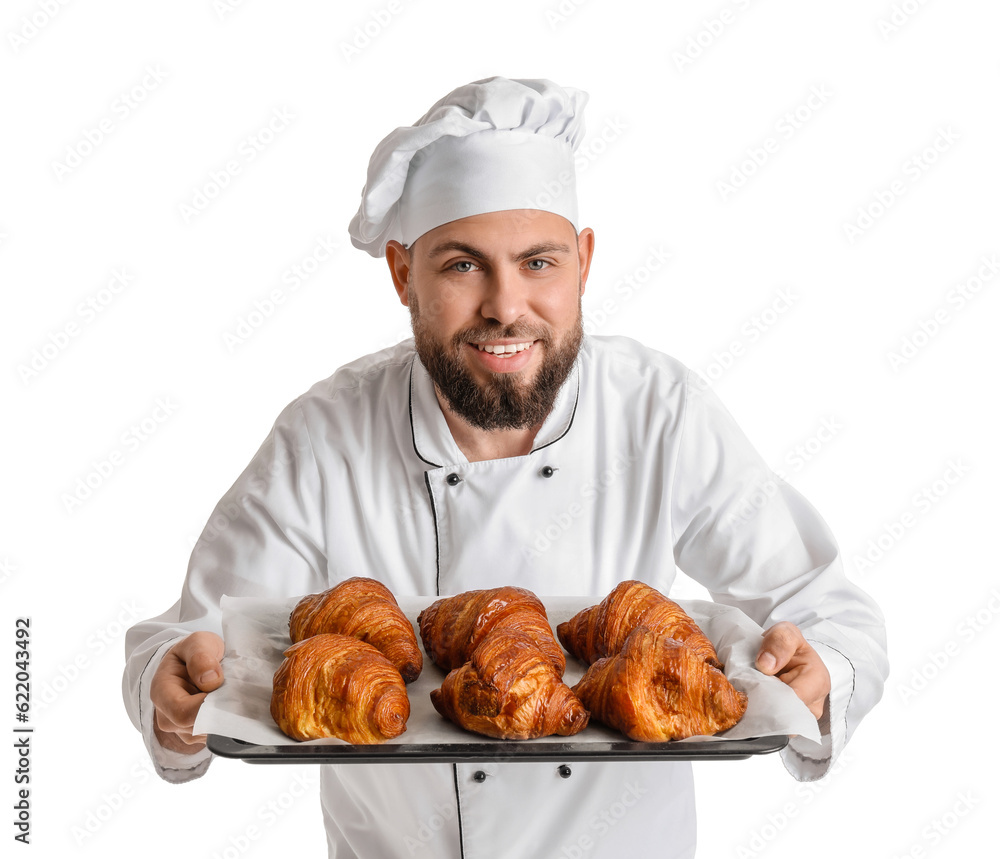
425,240,574,262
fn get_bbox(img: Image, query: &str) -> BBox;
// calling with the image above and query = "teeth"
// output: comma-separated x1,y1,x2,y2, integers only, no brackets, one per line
476,341,533,354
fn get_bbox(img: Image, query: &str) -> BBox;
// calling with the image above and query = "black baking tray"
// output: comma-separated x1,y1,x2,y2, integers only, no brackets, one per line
208,733,788,764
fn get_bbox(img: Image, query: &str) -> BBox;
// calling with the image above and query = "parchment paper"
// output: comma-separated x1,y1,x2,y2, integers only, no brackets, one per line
194,594,821,748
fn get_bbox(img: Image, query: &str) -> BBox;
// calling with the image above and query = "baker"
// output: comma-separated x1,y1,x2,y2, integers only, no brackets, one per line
123,77,887,858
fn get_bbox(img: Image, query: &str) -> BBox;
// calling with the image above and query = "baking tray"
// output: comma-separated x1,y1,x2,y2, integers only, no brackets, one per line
208,733,788,764
196,594,820,762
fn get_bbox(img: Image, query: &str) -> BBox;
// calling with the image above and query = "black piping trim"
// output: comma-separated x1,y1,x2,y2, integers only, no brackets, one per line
531,365,580,455
807,639,857,745
408,360,441,468
424,471,442,595
136,644,163,739
452,764,466,858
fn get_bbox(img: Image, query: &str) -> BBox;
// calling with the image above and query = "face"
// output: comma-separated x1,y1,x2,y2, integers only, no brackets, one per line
387,210,595,431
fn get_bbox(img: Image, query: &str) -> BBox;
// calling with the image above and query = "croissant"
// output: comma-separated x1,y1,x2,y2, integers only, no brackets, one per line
289,577,422,682
572,626,747,742
418,586,565,676
270,633,410,743
557,580,721,669
430,631,589,740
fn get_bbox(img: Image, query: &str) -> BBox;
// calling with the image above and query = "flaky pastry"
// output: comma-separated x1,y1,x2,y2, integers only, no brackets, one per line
270,633,409,743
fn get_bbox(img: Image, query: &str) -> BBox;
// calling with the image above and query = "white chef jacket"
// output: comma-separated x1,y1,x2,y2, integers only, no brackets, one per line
123,334,887,859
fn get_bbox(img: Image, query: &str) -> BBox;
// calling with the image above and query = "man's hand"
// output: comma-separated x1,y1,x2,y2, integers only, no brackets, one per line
149,632,225,754
755,622,830,720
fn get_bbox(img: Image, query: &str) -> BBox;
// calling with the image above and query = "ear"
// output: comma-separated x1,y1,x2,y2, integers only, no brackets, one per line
576,227,595,297
385,240,412,306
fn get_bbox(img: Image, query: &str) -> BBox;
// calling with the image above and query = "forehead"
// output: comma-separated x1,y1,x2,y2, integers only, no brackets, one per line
413,210,577,259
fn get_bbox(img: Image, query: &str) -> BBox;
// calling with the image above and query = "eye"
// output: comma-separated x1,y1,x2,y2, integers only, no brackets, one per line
451,260,479,273
525,259,550,271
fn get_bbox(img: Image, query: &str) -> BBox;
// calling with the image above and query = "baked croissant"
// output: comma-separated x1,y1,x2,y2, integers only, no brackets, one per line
430,631,589,740
418,586,565,676
557,580,722,669
572,626,747,742
270,633,410,743
289,577,422,682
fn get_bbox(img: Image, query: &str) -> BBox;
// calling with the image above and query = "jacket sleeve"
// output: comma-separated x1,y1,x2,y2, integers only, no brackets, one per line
122,401,329,782
670,371,888,781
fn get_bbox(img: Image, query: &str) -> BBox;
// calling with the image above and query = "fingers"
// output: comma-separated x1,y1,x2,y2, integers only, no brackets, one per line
755,621,803,675
171,631,226,691
154,705,209,752
150,631,225,755
756,622,831,719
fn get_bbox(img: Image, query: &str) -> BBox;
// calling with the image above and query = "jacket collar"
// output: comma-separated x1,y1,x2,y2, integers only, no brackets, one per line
408,349,581,469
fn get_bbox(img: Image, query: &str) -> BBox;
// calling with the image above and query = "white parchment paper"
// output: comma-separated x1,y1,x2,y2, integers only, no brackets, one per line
194,594,821,748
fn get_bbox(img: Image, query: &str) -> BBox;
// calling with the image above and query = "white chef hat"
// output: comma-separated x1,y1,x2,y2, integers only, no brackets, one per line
348,76,588,257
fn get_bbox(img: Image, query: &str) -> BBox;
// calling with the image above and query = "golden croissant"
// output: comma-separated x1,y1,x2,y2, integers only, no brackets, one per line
557,580,721,669
430,630,589,740
572,626,747,742
418,586,565,676
270,633,410,743
289,577,422,682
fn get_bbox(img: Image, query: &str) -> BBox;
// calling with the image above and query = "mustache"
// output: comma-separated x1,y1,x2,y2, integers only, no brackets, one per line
452,322,551,346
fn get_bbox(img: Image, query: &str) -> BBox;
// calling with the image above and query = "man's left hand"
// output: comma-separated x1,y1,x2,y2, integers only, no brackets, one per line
755,621,831,720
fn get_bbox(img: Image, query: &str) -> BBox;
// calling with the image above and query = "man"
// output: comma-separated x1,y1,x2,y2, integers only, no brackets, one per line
124,77,887,858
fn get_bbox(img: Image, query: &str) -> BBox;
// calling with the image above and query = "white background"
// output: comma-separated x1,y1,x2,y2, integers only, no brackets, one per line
2,0,998,856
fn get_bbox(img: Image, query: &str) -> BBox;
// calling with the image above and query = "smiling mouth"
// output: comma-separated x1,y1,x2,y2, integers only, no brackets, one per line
472,340,537,356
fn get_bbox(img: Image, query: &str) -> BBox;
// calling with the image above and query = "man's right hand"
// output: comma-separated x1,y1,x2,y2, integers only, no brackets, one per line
149,631,225,754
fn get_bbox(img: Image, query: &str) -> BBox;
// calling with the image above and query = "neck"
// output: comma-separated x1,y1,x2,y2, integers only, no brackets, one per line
434,388,542,462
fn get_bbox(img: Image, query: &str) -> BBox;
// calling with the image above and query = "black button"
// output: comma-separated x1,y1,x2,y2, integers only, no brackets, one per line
446,473,462,486
539,466,557,478
473,770,487,782
558,765,572,779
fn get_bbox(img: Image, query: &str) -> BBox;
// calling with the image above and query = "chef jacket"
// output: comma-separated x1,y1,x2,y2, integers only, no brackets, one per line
123,334,887,859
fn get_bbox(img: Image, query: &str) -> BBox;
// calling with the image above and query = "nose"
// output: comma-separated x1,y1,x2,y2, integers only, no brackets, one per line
478,264,529,326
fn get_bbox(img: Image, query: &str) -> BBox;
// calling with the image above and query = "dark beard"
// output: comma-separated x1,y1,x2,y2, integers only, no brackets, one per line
410,295,583,431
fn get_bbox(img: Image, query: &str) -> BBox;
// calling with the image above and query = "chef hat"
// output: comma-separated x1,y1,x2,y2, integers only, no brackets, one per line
348,76,588,257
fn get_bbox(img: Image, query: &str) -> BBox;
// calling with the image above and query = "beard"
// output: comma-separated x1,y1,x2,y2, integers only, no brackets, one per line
410,293,584,432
